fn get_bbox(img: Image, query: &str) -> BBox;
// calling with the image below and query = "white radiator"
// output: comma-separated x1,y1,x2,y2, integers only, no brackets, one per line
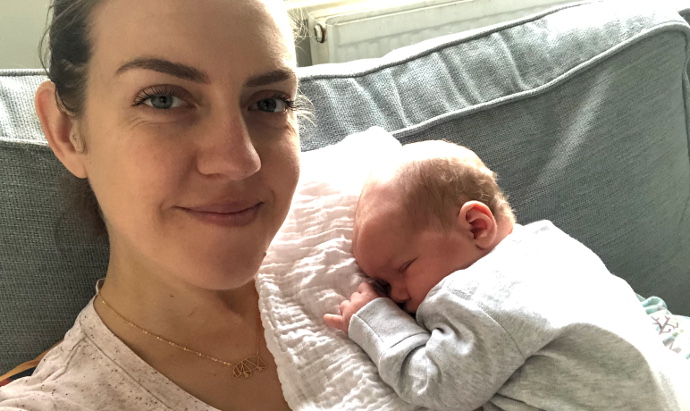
296,0,577,65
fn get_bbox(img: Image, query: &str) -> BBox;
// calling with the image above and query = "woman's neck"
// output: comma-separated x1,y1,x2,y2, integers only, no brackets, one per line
92,261,287,410
95,256,261,356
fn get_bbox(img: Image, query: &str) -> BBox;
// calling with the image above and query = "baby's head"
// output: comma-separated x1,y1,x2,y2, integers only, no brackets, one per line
352,140,515,313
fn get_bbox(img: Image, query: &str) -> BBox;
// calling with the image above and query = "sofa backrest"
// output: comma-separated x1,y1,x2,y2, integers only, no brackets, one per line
1,1,689,373
296,1,690,312
0,70,110,374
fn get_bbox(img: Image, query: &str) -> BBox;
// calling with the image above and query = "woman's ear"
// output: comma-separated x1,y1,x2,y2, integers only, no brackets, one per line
35,81,88,179
457,201,497,249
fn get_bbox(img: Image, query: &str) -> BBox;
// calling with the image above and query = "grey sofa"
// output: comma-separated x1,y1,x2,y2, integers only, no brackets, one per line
1,0,689,374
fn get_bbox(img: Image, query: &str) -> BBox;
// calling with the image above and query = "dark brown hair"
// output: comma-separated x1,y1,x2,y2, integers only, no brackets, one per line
40,0,107,235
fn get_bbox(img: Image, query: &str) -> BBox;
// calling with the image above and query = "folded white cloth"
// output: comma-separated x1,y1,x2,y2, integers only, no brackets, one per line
256,127,418,410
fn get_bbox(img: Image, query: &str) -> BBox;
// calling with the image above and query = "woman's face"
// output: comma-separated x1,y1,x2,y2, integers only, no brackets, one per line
75,0,300,289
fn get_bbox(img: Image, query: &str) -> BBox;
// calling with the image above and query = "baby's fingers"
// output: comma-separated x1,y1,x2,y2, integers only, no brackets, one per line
323,313,347,333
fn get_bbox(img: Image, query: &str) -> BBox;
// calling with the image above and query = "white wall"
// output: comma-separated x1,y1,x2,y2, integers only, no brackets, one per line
0,0,51,69
0,0,686,69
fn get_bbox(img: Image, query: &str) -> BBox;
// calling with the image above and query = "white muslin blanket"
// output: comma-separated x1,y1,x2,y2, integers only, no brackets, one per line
256,127,419,410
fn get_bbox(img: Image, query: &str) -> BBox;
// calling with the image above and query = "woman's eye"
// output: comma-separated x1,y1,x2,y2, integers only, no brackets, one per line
144,94,185,109
250,96,294,113
133,86,190,110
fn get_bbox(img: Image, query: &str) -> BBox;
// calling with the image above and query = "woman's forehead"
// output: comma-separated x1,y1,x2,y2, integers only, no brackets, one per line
87,0,295,81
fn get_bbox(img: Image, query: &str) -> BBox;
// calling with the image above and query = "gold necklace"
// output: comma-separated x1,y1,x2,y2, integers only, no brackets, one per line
96,289,267,379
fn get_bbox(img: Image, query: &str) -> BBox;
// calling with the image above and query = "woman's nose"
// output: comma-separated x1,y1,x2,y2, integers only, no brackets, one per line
196,110,261,180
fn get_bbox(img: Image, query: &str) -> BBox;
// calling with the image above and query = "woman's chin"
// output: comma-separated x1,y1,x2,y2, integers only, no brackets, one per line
181,254,265,291
172,269,258,292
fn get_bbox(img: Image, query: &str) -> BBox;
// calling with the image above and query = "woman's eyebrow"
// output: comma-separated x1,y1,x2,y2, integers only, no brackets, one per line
244,68,296,88
116,57,210,84
115,58,295,88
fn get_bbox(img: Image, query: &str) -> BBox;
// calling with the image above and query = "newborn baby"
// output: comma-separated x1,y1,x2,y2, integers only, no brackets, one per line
324,140,689,411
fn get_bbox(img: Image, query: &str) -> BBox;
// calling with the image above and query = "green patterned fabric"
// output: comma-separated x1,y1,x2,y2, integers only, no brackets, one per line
637,295,690,359
639,295,690,360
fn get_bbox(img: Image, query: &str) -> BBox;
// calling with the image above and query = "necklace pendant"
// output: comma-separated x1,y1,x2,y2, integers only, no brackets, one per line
233,355,267,379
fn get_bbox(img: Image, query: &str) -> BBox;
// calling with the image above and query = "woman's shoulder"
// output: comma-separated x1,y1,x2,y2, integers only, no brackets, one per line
0,300,210,411
0,301,96,409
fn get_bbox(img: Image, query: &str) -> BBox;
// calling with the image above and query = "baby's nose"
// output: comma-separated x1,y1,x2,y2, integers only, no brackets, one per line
389,286,409,304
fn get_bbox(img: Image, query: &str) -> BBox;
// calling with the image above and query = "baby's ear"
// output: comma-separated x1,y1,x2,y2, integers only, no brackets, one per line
457,201,497,249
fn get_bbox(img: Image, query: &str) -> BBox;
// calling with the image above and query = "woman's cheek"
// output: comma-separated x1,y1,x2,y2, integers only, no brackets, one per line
264,128,300,211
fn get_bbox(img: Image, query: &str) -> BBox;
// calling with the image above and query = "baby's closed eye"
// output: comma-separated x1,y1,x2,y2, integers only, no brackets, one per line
398,259,416,273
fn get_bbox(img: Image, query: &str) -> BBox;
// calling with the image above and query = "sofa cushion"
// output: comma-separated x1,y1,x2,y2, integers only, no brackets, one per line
1,1,690,373
0,70,109,373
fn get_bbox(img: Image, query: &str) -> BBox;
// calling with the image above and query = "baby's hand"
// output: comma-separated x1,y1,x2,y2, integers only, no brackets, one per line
323,282,385,335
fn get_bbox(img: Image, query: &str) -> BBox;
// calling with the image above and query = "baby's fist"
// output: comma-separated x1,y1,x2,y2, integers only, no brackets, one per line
323,282,385,334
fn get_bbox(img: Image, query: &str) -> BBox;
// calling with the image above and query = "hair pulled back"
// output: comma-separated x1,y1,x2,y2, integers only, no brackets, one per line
41,0,103,117
41,0,106,235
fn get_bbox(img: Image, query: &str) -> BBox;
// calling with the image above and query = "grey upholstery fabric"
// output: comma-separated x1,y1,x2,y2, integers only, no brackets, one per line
297,1,690,315
1,1,689,373
0,71,109,373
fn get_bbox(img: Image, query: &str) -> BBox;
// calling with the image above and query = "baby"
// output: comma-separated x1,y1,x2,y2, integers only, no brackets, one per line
324,140,689,411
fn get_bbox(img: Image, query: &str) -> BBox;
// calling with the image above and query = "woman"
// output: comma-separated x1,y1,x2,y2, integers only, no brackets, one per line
1,0,300,409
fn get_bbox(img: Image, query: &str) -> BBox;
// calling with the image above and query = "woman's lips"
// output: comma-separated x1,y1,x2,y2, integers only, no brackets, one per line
180,202,263,227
